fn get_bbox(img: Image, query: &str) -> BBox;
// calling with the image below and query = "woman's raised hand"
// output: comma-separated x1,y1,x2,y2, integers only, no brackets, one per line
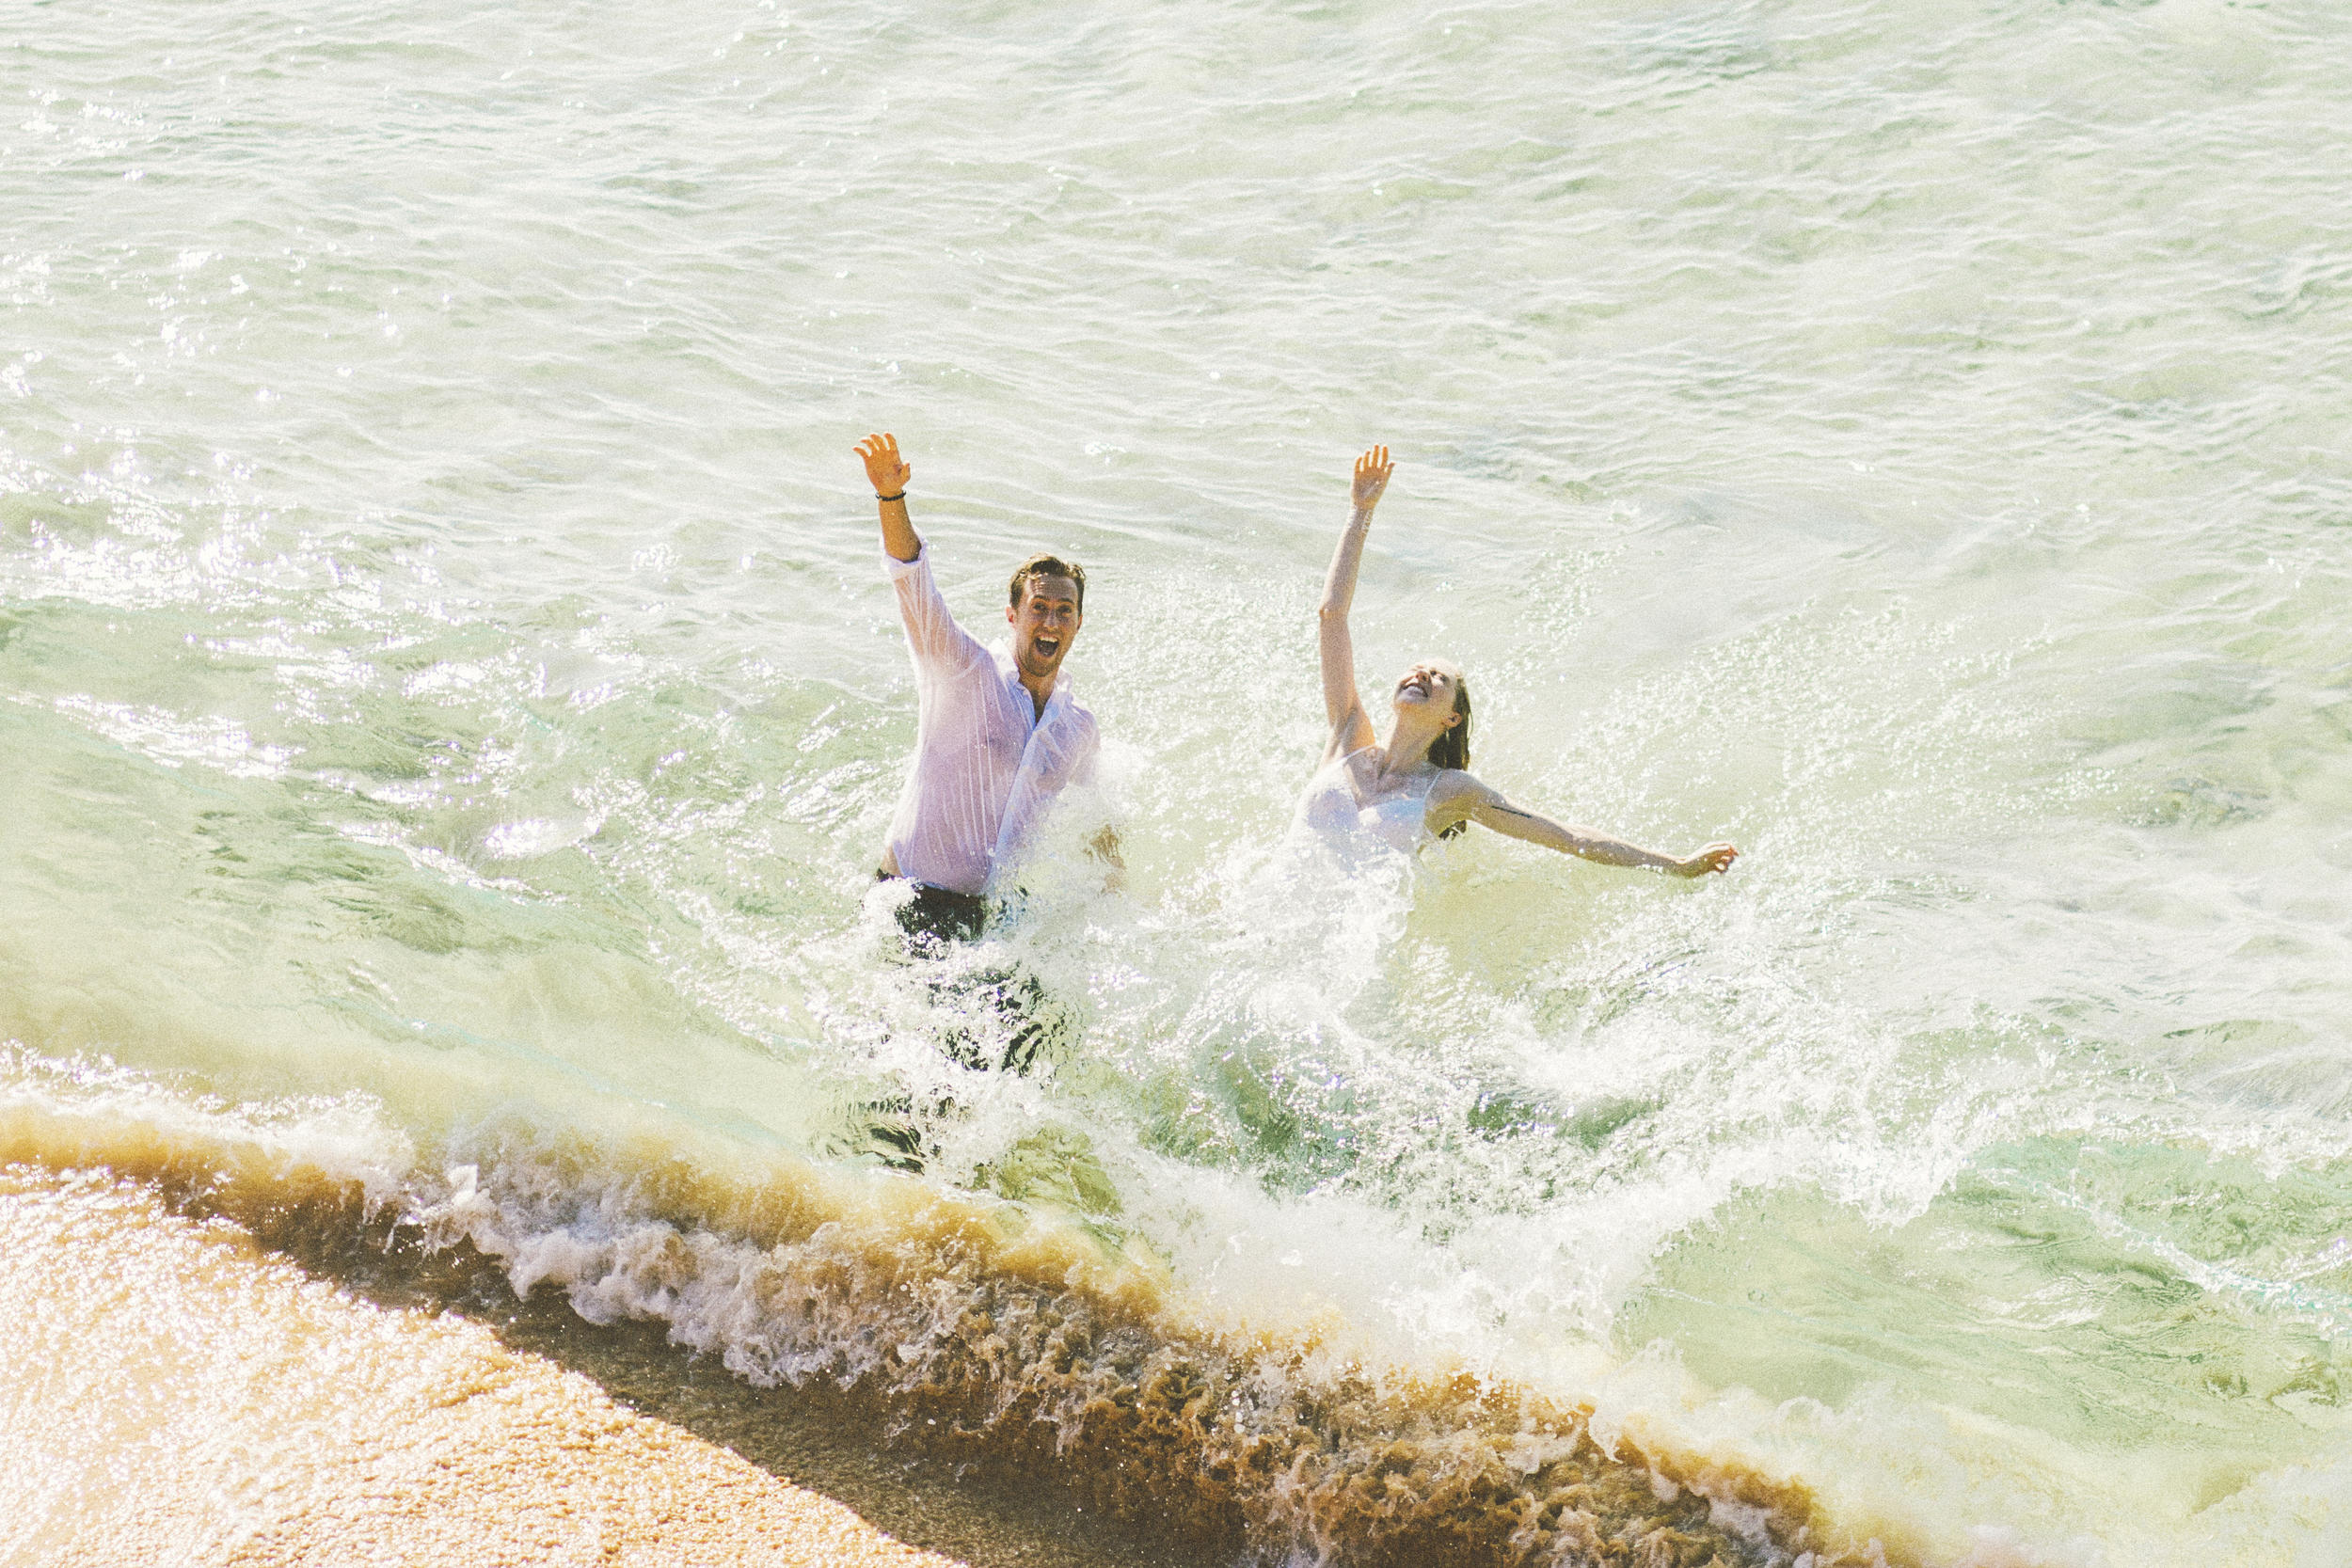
1351,445,1393,511
855,433,911,498
1674,843,1740,878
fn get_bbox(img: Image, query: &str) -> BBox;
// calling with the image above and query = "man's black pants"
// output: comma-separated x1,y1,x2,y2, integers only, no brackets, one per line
878,874,1057,1073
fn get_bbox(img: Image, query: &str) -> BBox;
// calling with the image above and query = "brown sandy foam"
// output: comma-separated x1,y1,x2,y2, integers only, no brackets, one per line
0,1167,960,1568
2,1083,1905,1567
405,1130,1862,1566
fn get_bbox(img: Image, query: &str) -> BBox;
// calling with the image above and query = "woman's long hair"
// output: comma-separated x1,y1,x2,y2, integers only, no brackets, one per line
1425,676,1471,839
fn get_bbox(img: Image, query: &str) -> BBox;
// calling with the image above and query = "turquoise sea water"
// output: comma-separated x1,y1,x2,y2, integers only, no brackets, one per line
4,1,2349,1561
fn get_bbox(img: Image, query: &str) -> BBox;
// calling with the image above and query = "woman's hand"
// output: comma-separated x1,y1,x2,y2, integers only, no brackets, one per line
1351,445,1392,511
856,432,912,498
1672,843,1740,878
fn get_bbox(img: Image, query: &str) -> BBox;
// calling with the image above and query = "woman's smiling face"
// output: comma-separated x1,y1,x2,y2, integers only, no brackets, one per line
1391,660,1463,719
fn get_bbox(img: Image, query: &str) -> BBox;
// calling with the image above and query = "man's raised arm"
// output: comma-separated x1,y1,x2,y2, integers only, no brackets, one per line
856,432,986,673
856,432,920,562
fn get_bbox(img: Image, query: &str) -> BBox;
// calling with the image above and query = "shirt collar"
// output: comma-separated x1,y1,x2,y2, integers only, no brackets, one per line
993,638,1074,701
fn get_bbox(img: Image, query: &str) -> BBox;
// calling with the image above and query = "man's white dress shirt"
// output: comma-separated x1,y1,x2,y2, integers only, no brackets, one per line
882,546,1099,897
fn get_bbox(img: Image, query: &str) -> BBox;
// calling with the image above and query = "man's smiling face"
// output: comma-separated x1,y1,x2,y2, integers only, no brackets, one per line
1007,575,1083,686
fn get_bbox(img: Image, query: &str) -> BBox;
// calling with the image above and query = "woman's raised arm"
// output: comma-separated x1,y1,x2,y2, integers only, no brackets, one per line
1317,446,1391,759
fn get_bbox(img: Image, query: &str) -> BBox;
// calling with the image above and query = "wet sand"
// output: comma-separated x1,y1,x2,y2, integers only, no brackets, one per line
0,1166,1223,1568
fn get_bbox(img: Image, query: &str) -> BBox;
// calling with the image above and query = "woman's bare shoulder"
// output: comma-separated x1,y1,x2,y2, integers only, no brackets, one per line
1422,768,1493,830
1426,767,1491,803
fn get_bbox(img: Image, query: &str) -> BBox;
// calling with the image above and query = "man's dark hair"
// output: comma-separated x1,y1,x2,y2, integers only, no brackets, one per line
1009,553,1086,612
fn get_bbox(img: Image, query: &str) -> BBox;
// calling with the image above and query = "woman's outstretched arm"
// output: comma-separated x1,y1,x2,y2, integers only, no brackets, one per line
1318,446,1391,761
1439,777,1739,877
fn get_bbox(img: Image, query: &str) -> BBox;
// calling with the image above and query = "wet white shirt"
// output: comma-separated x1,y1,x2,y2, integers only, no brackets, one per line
882,546,1099,897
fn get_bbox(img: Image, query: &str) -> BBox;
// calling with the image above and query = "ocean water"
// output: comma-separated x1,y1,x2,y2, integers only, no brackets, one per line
4,0,2350,1562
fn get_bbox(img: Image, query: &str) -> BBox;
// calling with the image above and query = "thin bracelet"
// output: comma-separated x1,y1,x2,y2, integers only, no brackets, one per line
875,490,906,502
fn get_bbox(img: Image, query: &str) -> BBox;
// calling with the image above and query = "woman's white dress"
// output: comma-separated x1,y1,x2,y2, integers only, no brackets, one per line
1293,747,1437,865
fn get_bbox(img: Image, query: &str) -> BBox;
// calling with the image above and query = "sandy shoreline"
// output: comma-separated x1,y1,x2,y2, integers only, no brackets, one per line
0,1166,1208,1568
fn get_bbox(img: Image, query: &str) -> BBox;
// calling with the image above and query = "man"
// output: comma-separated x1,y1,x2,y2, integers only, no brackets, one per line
854,431,1103,958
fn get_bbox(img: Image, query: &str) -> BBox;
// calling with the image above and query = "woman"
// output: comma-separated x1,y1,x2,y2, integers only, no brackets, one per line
1300,445,1740,878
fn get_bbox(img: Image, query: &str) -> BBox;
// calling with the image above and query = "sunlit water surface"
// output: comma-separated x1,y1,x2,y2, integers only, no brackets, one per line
5,0,2351,1562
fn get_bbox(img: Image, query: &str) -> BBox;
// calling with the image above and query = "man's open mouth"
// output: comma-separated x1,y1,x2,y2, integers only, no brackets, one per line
1033,638,1061,658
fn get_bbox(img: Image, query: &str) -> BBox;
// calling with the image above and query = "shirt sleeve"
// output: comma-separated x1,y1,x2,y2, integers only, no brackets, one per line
884,545,990,678
1067,709,1101,788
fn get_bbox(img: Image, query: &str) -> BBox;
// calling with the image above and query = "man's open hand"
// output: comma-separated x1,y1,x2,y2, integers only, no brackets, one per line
856,433,911,497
